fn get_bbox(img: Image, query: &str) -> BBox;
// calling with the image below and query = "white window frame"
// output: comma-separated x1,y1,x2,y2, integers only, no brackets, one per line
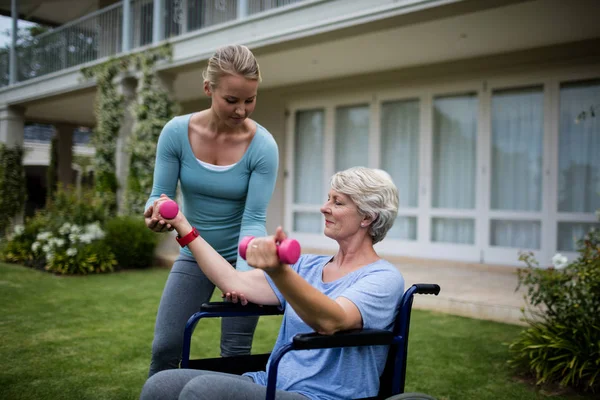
284,65,600,266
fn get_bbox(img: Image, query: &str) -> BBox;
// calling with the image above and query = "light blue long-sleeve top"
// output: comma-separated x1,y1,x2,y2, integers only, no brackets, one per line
145,113,279,271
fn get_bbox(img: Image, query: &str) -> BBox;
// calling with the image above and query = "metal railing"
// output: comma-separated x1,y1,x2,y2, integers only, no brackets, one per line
0,0,305,89
15,3,122,84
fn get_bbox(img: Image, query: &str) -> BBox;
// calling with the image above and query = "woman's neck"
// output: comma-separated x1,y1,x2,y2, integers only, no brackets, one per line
203,109,247,135
331,239,379,271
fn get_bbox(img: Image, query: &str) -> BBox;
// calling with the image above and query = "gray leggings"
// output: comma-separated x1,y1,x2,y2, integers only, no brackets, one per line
148,254,259,377
141,369,308,400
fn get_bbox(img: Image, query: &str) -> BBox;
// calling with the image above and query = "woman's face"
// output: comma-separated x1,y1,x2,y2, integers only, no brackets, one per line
320,189,365,241
205,74,258,128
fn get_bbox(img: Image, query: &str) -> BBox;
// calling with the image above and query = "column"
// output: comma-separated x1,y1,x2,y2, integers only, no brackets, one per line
115,76,138,215
0,105,25,146
238,0,249,19
153,0,164,44
9,0,18,85
122,0,132,52
54,123,77,188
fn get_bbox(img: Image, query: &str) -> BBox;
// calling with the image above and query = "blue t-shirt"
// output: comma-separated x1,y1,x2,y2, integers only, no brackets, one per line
245,254,405,400
145,114,279,270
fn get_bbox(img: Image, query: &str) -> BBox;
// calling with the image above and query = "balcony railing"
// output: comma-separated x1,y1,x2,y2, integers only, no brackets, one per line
0,0,304,88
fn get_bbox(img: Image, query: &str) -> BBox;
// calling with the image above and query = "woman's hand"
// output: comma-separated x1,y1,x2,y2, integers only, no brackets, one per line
222,291,249,306
245,227,287,273
144,194,183,233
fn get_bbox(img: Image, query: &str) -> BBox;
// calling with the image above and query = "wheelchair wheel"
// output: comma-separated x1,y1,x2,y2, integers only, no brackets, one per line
385,393,437,400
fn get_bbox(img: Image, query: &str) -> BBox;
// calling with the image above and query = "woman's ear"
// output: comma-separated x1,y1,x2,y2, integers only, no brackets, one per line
203,80,212,97
360,214,375,228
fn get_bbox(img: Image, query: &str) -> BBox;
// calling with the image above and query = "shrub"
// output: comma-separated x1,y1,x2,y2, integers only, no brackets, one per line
32,221,116,275
44,186,108,228
0,213,52,269
0,144,27,237
508,229,600,392
103,215,159,269
1,186,116,275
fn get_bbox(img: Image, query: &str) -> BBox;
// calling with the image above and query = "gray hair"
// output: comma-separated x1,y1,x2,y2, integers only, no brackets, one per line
203,45,261,88
330,167,399,244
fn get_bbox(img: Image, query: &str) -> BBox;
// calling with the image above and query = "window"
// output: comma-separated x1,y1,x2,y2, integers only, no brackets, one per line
335,105,369,172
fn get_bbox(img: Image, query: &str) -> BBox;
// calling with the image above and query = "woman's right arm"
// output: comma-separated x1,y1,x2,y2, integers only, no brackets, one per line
162,196,280,306
144,119,181,232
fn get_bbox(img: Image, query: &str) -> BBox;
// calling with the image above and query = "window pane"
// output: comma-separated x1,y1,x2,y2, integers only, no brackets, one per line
490,220,541,249
557,222,600,252
432,94,477,209
491,87,543,211
558,80,600,213
387,216,417,240
294,110,324,204
380,99,419,207
335,105,369,172
293,212,322,234
431,218,475,244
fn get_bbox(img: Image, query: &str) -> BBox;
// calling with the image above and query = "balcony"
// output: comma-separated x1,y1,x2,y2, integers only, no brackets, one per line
0,0,305,88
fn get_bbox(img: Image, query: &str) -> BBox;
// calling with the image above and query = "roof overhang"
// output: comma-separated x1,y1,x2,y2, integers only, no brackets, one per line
0,0,116,27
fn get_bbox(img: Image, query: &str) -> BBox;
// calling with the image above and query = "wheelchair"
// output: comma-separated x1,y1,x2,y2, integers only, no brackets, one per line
181,283,441,400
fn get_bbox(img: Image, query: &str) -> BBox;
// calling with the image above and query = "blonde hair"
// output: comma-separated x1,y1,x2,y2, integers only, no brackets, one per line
330,167,399,244
203,45,261,88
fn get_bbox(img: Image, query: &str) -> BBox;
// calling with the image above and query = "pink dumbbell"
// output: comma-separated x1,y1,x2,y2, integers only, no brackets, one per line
238,236,301,265
159,200,179,219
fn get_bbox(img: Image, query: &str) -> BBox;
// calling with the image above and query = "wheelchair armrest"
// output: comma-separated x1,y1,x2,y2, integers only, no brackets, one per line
201,302,283,316
292,329,394,350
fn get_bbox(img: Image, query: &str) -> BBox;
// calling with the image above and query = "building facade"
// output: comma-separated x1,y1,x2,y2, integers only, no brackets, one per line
1,0,599,266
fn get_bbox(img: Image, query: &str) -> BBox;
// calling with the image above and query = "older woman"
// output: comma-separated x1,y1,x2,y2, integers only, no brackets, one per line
141,167,404,400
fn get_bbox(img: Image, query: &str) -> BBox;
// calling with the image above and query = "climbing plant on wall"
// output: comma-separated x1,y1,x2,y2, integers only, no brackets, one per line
46,133,59,202
0,144,27,237
81,59,126,215
80,43,176,216
126,45,179,215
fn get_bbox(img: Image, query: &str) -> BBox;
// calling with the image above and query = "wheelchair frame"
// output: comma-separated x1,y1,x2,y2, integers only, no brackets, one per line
181,283,441,400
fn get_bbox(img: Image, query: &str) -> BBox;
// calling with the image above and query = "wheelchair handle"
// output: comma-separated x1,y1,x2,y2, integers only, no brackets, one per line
413,283,441,295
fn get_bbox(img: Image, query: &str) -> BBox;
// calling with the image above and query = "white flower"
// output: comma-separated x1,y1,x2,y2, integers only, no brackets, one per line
69,233,79,242
54,238,65,248
31,242,40,252
36,231,52,241
14,225,24,235
79,233,93,244
42,245,50,253
66,248,78,257
58,223,72,235
552,253,569,270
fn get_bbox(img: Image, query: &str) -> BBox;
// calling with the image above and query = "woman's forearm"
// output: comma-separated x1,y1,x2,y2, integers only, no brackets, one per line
267,266,355,335
176,222,278,305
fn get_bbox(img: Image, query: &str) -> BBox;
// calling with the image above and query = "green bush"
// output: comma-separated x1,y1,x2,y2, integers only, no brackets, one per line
103,215,159,269
509,229,600,392
0,144,27,237
44,186,108,227
1,186,117,275
32,221,116,275
0,213,52,269
45,238,116,275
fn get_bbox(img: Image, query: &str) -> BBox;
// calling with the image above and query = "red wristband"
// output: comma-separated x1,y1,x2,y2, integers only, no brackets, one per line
176,227,200,247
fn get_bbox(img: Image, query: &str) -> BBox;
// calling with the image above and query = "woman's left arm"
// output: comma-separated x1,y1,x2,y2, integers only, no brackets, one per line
270,266,363,335
236,134,279,271
246,231,363,336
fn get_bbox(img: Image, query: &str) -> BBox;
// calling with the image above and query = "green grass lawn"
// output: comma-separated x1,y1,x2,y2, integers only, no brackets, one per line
0,262,590,400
